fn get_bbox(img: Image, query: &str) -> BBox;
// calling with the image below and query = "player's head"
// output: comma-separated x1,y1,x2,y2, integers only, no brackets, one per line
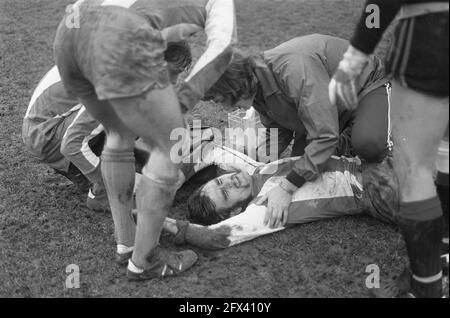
187,170,253,225
202,51,258,111
164,41,192,84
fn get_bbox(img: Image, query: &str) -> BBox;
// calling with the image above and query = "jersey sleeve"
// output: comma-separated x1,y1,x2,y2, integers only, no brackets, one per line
177,0,237,111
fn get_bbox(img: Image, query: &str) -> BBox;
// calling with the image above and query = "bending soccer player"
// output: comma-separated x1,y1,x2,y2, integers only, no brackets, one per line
23,41,192,211
329,0,449,297
53,0,237,281
203,34,389,229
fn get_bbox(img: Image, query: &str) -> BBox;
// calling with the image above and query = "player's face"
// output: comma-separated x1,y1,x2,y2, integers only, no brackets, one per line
201,171,253,214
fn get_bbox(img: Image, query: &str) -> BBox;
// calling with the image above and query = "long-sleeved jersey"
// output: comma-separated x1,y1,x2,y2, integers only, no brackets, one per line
251,35,386,188
173,145,399,250
69,0,237,110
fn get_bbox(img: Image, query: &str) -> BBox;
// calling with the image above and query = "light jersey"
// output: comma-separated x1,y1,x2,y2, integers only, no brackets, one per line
182,144,379,248
24,66,81,124
71,0,237,110
23,65,103,173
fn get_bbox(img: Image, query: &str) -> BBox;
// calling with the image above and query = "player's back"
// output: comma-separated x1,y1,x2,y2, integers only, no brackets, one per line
73,0,209,30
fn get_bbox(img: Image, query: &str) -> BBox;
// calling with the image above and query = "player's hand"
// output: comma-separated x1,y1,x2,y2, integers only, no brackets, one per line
329,45,369,110
256,185,293,229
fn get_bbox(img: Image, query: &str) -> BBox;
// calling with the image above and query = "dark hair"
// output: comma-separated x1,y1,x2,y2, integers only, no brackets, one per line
187,166,254,225
187,165,233,225
203,51,257,105
164,41,192,72
187,188,222,226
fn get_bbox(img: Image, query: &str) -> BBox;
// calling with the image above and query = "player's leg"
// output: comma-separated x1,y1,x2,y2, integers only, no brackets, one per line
78,94,137,263
22,111,92,193
351,85,389,163
60,107,109,212
390,80,448,298
107,85,197,279
436,127,449,273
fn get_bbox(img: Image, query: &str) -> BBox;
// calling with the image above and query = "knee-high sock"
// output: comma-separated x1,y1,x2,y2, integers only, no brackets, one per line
436,172,449,252
131,175,179,269
101,148,136,248
398,197,443,298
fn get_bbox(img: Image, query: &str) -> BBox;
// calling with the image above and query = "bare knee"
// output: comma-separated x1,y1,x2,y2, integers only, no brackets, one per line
142,146,181,184
104,130,135,152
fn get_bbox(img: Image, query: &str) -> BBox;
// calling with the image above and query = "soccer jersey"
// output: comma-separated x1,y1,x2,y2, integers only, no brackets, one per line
178,146,398,249
58,0,236,109
23,66,102,175
351,0,449,54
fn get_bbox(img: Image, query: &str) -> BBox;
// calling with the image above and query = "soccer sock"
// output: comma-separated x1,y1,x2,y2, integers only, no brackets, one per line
398,197,443,298
131,175,179,269
101,148,136,249
436,172,449,254
436,138,449,257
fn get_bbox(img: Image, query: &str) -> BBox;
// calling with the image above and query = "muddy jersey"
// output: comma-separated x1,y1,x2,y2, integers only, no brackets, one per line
179,147,398,249
64,0,237,109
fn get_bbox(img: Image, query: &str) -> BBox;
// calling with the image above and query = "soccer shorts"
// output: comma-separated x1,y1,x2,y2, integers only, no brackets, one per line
53,5,170,100
385,11,449,97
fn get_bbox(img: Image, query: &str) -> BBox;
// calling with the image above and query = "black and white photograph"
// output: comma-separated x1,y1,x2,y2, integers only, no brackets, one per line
0,0,448,300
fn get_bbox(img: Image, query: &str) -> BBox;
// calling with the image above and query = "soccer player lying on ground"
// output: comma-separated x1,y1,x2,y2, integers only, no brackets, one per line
202,34,391,233
161,143,398,250
23,41,192,212
157,141,448,287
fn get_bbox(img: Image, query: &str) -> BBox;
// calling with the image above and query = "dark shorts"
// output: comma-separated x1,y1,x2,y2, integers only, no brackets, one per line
53,6,170,100
385,12,449,97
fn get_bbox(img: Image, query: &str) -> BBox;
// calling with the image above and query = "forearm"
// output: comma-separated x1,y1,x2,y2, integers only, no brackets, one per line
286,137,339,188
166,218,232,250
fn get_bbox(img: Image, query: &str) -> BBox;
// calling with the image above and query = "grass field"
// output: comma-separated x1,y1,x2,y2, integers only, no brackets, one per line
0,0,424,298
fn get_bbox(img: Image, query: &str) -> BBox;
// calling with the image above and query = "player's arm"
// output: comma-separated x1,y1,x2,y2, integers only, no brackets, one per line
256,107,294,162
165,202,284,250
284,56,340,190
177,0,237,111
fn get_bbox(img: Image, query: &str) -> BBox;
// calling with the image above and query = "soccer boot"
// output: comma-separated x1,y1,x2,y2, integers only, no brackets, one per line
127,246,198,281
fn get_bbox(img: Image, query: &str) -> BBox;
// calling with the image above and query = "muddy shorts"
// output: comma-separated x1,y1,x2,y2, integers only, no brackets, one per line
53,5,170,100
361,158,399,224
385,11,449,97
